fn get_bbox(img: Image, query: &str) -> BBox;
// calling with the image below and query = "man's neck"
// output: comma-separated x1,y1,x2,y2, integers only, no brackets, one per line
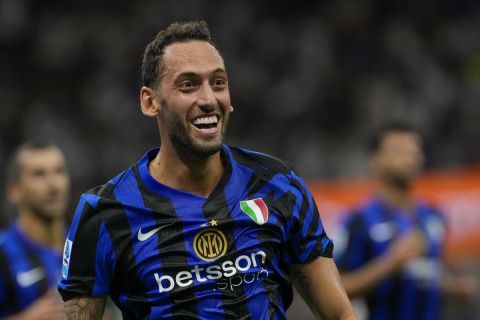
17,210,64,251
149,145,225,198
377,179,415,212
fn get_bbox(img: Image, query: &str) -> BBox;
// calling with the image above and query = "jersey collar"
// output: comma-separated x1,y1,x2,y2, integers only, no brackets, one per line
137,145,235,202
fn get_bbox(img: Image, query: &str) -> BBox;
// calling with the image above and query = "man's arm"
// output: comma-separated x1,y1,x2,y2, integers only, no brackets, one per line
340,229,425,297
2,289,63,320
291,256,356,320
62,296,106,320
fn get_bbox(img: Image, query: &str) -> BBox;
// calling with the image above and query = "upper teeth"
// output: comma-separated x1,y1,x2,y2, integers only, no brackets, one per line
193,116,217,125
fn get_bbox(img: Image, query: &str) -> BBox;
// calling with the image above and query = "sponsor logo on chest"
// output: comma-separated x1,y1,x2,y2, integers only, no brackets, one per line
153,214,269,293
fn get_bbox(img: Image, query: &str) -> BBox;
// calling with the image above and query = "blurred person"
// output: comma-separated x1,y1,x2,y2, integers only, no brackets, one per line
334,123,475,320
0,141,69,319
58,20,356,319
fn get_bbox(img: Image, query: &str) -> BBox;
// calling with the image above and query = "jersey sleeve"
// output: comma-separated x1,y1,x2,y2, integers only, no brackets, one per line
0,246,12,316
333,212,369,271
285,172,333,265
57,194,116,301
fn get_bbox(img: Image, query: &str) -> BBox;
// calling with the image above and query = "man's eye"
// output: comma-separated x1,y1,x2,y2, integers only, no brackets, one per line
179,81,196,89
32,170,46,177
212,79,226,87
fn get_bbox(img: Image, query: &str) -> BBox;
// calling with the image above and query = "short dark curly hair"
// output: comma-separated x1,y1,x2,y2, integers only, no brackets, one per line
5,140,61,182
141,20,218,88
368,122,420,154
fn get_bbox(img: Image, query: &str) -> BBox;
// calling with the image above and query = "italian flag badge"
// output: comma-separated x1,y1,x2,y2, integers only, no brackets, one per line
240,198,269,225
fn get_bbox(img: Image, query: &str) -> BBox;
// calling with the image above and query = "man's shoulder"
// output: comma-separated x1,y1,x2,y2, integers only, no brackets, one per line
0,226,22,255
417,200,443,215
0,228,12,250
70,167,141,237
417,200,446,226
341,207,370,227
227,145,293,176
81,165,139,207
339,199,383,232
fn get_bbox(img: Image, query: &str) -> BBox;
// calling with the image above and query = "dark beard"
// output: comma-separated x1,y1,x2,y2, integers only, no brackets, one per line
163,104,226,157
30,204,58,224
169,122,221,156
385,174,412,191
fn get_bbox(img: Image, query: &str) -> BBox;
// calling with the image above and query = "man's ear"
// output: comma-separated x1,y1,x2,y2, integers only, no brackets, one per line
6,181,21,205
140,86,161,117
369,152,381,173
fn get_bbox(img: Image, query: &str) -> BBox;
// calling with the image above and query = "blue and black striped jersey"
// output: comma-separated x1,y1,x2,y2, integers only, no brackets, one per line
334,197,446,320
0,224,61,317
58,145,333,319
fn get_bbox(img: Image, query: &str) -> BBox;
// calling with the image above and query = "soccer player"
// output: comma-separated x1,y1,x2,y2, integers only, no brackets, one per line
0,141,69,319
58,21,356,319
334,123,447,319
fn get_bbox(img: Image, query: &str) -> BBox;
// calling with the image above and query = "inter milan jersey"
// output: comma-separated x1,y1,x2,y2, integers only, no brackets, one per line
58,145,333,319
334,197,446,320
0,224,62,317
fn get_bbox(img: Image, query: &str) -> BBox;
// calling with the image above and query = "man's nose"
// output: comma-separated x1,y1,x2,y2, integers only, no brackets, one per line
196,83,217,108
46,172,67,190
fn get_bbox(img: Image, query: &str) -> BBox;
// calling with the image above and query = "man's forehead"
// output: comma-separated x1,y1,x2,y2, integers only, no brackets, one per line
18,148,65,169
383,131,421,143
162,40,225,74
380,132,422,150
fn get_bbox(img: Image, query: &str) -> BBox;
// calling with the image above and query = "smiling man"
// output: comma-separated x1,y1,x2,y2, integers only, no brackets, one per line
58,21,355,320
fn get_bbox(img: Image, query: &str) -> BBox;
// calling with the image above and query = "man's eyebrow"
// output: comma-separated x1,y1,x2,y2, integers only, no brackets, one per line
211,68,227,75
176,68,227,79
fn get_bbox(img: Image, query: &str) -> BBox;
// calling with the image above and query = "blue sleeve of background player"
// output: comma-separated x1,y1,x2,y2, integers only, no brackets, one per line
0,236,17,317
0,248,9,316
57,194,116,301
334,212,369,271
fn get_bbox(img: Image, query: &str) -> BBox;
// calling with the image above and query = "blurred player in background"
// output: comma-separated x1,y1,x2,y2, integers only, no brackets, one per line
334,123,474,320
58,20,355,319
0,141,68,319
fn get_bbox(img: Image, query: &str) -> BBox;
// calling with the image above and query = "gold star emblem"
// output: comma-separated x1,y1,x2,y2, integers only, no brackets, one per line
210,219,218,226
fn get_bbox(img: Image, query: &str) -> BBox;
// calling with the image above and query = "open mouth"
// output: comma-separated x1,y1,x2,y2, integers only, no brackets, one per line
191,115,219,131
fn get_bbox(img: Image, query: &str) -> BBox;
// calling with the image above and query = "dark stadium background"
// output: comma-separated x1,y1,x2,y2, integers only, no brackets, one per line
0,0,479,319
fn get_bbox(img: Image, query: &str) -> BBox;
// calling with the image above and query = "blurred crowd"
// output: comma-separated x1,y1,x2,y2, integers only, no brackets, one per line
1,0,480,224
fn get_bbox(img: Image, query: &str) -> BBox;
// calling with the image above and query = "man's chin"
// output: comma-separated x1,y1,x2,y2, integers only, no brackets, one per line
387,174,413,190
190,142,222,156
32,205,65,222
